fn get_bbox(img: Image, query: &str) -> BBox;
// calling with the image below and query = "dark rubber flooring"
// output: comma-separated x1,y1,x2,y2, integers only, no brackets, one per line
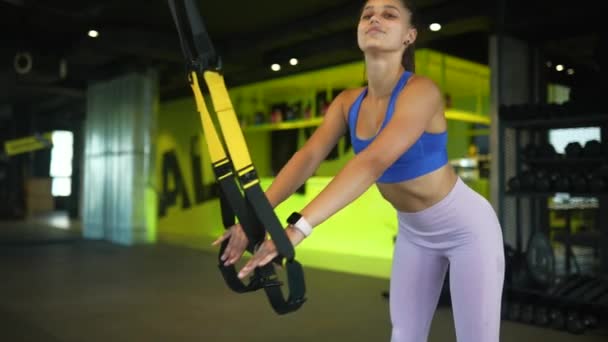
1,217,606,341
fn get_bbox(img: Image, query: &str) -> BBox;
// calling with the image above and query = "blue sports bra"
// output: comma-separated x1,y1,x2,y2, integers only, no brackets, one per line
347,71,448,183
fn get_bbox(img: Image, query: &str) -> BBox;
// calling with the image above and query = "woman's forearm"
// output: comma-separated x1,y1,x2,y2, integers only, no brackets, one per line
261,91,348,209
300,154,379,228
264,149,320,208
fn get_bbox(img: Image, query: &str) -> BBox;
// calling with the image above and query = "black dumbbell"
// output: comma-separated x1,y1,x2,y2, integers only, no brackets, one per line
534,306,550,326
587,170,606,192
548,171,561,189
583,313,599,330
565,142,583,159
590,167,608,191
521,171,536,190
535,170,551,192
508,176,521,192
542,277,584,326
583,140,602,157
537,142,557,159
570,173,588,193
521,304,535,323
566,311,586,334
554,173,571,192
509,301,522,321
580,281,608,329
550,308,566,330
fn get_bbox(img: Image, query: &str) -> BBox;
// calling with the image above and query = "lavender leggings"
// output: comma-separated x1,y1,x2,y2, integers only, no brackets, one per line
390,177,505,342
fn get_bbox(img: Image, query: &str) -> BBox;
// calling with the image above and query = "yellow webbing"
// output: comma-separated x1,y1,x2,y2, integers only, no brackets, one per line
189,72,231,175
203,71,259,189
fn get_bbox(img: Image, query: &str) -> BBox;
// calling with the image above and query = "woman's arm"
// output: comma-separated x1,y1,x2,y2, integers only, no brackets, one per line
214,91,351,265
264,91,350,208
236,77,443,279
300,77,443,227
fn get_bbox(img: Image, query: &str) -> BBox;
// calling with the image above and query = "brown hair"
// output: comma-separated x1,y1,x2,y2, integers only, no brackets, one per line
399,0,417,72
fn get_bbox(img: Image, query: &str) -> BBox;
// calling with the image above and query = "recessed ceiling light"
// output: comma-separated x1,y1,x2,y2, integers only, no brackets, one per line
567,68,575,75
271,64,281,72
556,64,564,72
289,58,298,66
429,23,441,32
88,30,99,38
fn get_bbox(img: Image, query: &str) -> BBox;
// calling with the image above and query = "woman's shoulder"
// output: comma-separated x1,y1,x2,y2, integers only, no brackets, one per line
400,74,443,103
406,74,440,91
328,87,366,124
334,87,366,107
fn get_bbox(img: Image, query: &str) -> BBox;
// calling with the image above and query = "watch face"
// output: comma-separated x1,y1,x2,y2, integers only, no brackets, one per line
287,212,302,224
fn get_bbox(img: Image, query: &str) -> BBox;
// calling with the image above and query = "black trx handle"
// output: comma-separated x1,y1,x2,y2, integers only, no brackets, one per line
167,0,306,314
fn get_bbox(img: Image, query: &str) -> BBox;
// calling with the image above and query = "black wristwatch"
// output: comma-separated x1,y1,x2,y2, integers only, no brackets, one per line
287,212,303,225
286,211,312,237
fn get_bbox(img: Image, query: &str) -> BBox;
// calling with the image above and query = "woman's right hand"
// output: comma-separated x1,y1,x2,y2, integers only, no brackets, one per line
212,223,249,266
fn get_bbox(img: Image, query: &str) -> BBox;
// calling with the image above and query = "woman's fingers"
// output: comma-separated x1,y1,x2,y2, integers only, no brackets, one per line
212,224,250,266
226,234,247,265
215,224,284,273
212,229,232,246
238,242,278,279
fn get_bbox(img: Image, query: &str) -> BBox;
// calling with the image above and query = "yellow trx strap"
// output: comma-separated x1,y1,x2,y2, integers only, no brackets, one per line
189,72,232,179
168,0,306,315
203,71,259,189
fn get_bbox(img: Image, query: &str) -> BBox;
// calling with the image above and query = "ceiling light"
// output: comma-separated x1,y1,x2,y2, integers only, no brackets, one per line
88,30,99,38
556,64,564,72
271,64,281,72
429,23,441,32
567,68,575,75
289,58,298,66
546,61,552,68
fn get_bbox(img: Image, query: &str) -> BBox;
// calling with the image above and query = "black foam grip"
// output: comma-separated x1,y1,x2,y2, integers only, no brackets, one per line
245,186,294,260
217,176,264,249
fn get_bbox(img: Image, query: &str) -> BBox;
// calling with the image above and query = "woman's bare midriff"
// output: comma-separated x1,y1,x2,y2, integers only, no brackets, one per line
340,80,457,213
376,163,458,213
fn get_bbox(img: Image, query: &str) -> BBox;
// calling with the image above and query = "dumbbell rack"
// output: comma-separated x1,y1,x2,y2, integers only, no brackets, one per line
498,106,608,333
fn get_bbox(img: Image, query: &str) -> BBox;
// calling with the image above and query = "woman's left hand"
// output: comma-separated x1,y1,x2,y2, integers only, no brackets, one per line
237,226,306,279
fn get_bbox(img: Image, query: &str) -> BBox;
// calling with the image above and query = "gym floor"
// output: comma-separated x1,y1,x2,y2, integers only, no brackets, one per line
1,216,606,342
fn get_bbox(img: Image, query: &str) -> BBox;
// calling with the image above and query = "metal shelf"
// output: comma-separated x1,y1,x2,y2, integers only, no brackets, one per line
502,113,608,129
505,191,607,198
522,157,607,167
243,118,323,132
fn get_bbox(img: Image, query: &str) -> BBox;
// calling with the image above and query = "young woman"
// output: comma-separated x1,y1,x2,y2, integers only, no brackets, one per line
213,0,505,340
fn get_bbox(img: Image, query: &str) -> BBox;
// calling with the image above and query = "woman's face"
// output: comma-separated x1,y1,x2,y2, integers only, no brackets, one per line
357,0,415,55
